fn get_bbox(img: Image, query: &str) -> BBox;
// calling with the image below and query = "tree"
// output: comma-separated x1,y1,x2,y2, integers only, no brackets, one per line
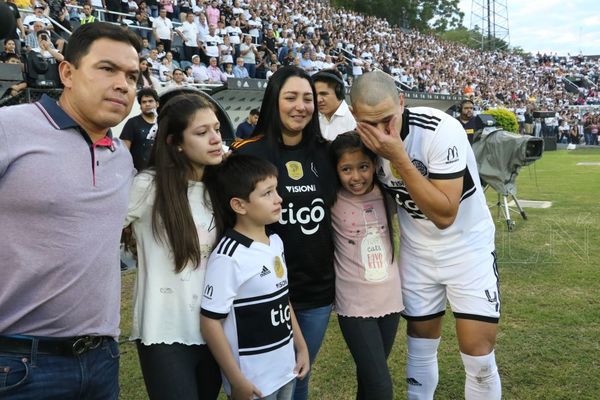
440,26,510,51
331,0,463,32
439,26,472,47
509,46,531,58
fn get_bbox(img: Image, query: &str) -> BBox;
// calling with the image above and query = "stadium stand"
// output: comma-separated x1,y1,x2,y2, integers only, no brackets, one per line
2,0,600,146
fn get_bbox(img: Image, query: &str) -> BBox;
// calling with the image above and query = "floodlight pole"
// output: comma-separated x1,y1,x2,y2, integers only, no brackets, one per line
469,0,510,51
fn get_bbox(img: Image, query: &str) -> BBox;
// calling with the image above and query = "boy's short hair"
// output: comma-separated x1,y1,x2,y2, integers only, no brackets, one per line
137,87,159,103
204,154,278,239
209,154,277,202
5,54,21,64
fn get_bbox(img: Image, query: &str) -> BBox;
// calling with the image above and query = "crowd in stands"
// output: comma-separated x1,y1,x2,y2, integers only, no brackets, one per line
2,0,600,144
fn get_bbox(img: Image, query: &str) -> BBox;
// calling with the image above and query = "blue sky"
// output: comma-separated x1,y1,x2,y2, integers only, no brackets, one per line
458,0,600,56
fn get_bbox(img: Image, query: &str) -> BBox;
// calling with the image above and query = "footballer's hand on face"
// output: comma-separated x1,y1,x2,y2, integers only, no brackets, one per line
356,114,405,162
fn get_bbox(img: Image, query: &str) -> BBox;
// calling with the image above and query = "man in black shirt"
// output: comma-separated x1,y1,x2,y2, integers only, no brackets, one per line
120,87,159,171
1,0,25,55
235,108,259,139
262,27,276,55
457,99,478,144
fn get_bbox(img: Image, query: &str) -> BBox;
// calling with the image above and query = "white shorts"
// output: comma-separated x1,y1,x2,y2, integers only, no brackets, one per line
399,250,500,323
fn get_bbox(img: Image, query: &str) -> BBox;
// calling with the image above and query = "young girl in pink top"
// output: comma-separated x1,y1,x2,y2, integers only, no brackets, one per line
330,132,404,400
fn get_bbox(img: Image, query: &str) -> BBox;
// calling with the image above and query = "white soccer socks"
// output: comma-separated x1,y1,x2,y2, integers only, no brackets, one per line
406,336,440,400
460,350,502,400
405,337,501,399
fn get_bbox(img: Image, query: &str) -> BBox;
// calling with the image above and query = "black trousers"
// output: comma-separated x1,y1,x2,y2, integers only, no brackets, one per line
183,45,198,62
338,313,401,400
105,0,121,22
136,341,222,400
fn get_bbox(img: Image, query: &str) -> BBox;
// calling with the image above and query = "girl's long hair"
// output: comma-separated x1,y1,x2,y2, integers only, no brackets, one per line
147,93,215,273
137,57,152,90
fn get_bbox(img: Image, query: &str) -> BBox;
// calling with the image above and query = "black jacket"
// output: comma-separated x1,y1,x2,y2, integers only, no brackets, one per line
232,135,337,309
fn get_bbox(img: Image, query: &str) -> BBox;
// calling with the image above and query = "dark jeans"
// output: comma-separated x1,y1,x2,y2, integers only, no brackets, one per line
183,45,199,62
245,62,256,79
255,67,267,80
134,27,153,43
136,341,221,400
570,134,580,144
559,132,569,143
199,48,210,66
0,337,119,399
292,304,332,400
105,0,121,22
338,313,401,400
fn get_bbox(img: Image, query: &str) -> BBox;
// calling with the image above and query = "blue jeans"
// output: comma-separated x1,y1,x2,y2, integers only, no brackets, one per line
261,379,294,400
245,63,257,79
133,27,153,43
0,338,119,399
292,304,332,400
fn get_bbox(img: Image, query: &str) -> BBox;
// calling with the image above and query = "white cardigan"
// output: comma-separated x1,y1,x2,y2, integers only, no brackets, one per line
125,171,216,345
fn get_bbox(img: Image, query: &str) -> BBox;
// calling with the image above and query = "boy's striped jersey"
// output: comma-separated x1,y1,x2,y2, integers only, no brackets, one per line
201,229,296,397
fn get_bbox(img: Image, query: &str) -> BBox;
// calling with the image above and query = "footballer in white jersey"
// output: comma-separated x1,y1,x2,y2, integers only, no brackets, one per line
376,106,496,264
351,71,502,400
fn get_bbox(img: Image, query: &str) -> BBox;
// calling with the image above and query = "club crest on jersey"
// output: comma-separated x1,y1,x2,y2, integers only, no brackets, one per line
412,159,428,176
274,256,285,278
285,161,303,180
390,163,402,179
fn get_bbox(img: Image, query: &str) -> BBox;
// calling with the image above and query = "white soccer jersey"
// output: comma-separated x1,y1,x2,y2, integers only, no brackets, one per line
203,34,222,58
376,107,495,263
201,230,296,397
226,25,242,44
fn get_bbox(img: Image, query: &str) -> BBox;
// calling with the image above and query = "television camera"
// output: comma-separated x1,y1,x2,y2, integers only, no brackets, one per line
471,114,544,231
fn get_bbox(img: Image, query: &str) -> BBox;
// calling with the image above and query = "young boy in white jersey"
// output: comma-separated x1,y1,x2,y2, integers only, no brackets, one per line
201,154,309,400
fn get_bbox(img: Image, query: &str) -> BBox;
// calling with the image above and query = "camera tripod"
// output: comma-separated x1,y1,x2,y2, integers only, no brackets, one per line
483,185,527,232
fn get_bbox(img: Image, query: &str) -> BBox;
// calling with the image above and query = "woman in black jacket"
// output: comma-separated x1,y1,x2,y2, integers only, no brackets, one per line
231,66,338,400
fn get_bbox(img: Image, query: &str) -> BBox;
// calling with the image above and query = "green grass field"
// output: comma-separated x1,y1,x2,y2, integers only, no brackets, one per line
118,148,600,399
